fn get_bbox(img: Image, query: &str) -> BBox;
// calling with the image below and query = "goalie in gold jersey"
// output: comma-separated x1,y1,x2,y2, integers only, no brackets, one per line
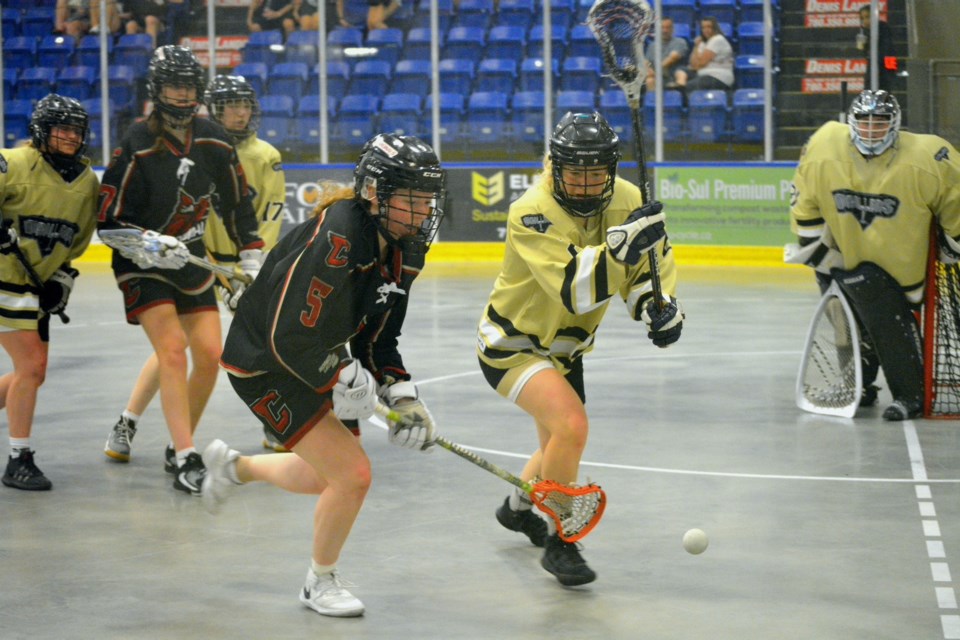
104,74,289,463
0,95,99,491
478,112,682,586
788,90,960,420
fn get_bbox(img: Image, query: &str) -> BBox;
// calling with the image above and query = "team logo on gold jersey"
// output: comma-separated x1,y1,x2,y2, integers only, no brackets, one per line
831,189,900,229
19,215,80,256
472,172,504,206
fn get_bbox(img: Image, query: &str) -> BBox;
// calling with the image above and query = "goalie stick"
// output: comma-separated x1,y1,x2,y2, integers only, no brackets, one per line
98,228,253,285
796,280,863,418
587,0,665,310
9,243,69,324
374,403,606,543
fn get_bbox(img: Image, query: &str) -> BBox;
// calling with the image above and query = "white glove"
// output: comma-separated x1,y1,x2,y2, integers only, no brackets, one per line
216,281,245,312
606,201,666,265
332,359,378,420
132,230,190,269
239,248,263,280
380,380,435,452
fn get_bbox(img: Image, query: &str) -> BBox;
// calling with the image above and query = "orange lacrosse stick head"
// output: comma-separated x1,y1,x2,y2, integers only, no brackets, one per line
529,480,607,543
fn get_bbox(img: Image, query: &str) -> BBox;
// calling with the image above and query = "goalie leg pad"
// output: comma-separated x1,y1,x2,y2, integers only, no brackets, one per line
833,262,923,410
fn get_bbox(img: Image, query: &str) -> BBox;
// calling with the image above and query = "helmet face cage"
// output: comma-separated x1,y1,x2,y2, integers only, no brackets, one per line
30,94,89,159
147,45,206,125
204,75,260,141
354,134,447,249
848,90,901,156
549,111,621,218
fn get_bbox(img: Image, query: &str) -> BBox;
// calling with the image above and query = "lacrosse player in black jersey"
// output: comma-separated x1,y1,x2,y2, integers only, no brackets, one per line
97,45,264,495
0,95,99,491
201,133,445,617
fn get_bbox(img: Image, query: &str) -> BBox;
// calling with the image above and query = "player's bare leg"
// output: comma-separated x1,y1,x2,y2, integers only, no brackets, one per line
179,309,222,433
105,353,160,462
0,330,52,490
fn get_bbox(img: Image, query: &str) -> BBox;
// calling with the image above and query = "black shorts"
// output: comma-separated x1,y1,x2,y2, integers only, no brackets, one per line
228,369,360,449
118,277,218,324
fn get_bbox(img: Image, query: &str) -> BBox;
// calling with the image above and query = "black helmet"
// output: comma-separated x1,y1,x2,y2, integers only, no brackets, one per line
30,93,88,159
204,74,260,142
354,134,447,250
147,45,206,125
848,89,900,156
549,111,621,217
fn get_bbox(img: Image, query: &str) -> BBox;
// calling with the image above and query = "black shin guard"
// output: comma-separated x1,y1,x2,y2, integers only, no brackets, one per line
832,263,923,414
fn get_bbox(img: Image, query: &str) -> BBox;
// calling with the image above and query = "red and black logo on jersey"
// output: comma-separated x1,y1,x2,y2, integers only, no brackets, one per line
164,187,213,237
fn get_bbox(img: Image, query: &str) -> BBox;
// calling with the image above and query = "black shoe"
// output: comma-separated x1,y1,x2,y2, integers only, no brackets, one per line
860,384,880,408
2,449,52,491
163,445,176,474
541,534,596,586
882,400,922,421
496,497,547,547
172,452,206,495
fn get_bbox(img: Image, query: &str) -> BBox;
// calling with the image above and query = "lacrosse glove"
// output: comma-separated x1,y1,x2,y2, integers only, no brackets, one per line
0,219,18,255
130,230,190,269
379,380,436,452
641,295,683,348
606,201,666,266
39,267,79,316
332,359,378,420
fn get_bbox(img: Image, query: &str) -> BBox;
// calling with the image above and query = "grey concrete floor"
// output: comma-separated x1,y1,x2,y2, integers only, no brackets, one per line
2,263,960,640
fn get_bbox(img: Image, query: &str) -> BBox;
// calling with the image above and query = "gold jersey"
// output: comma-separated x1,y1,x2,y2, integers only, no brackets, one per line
478,176,678,371
204,135,285,261
790,121,960,298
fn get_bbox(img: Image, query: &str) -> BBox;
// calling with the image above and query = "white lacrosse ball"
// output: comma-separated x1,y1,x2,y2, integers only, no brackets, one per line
683,528,709,555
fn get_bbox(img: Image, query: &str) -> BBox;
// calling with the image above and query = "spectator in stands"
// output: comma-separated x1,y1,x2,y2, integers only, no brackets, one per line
675,16,734,94
123,0,179,48
366,0,401,30
857,5,896,92
644,17,689,90
248,0,296,38
293,0,320,31
336,0,400,31
56,0,122,38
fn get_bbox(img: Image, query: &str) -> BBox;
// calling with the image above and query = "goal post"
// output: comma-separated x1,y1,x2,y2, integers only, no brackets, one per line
923,223,960,418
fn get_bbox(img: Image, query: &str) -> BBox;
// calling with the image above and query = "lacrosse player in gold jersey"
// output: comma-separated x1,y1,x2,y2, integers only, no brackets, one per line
788,90,960,420
103,74,288,463
477,112,683,586
0,95,99,490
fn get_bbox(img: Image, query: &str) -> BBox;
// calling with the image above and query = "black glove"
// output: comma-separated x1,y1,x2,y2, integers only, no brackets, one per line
606,201,666,266
39,267,79,316
641,295,683,348
0,219,18,255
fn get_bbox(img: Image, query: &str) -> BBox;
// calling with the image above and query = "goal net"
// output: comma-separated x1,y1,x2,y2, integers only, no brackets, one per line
923,226,960,418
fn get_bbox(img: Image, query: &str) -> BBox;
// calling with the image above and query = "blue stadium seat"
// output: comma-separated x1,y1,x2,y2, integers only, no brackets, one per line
403,27,439,61
643,89,685,141
21,8,55,38
76,34,113,68
567,24,599,58
534,0,575,29
4,99,34,147
511,90,546,145
233,62,268,96
242,30,283,66
267,62,309,103
475,58,517,95
17,67,57,102
259,95,295,150
294,94,336,153
103,65,137,113
438,58,475,96
284,30,318,65
737,22,767,56
465,91,509,147
556,90,595,113
391,59,431,95
496,0,535,30
732,88,765,142
2,9,20,40
445,27,486,61
673,22,692,43
349,60,391,97
599,91,633,144
365,28,404,66
57,66,97,102
687,89,729,142
38,35,76,69
740,0,779,24
335,94,379,147
380,93,422,136
560,56,602,93
412,0,453,31
575,0,594,23
308,61,351,98
83,98,118,156
527,25,567,61
660,0,696,29
486,25,526,61
422,93,464,145
4,37,38,72
115,34,154,76
519,58,559,92
327,27,363,54
454,0,495,29
3,69,19,97
735,54,765,89
339,0,370,28
698,0,737,25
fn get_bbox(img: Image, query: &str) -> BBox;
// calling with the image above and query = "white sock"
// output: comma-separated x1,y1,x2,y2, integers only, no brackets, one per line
10,437,29,457
311,560,336,578
121,410,140,425
175,447,197,467
508,488,533,511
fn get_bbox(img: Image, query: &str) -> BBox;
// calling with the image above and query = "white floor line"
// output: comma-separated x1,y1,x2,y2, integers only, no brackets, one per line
904,421,957,640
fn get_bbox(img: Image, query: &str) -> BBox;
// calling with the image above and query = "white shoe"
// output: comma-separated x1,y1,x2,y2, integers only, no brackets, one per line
200,439,240,514
262,430,289,453
299,569,365,617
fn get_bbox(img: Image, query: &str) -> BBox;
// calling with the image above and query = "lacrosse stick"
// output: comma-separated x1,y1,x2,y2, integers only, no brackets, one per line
374,403,606,543
99,228,253,285
9,244,69,324
796,280,863,418
587,0,665,310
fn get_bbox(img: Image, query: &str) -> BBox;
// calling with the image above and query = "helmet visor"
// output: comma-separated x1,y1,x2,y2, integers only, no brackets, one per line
555,165,615,217
379,188,446,247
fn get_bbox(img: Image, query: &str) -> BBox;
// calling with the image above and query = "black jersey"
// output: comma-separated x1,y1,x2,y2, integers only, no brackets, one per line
221,198,423,392
96,117,263,293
